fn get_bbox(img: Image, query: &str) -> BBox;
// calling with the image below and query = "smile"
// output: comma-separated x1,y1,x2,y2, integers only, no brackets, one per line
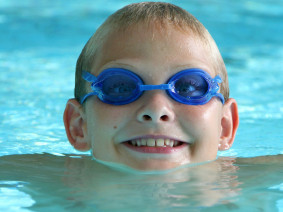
122,137,190,154
128,138,182,147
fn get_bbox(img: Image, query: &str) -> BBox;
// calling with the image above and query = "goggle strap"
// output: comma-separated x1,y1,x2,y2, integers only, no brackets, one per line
82,71,97,82
215,93,225,104
80,92,97,104
213,75,222,84
210,75,224,104
139,84,172,91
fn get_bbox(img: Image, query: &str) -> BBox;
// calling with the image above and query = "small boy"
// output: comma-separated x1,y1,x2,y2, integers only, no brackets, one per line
63,2,239,171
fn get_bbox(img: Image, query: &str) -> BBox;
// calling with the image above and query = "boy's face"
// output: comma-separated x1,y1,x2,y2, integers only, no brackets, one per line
82,25,227,170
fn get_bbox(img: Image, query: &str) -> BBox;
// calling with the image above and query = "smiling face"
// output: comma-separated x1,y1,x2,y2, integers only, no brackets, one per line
77,24,226,170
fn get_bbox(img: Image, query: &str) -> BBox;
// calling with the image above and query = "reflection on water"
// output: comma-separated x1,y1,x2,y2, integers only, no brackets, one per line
0,154,282,211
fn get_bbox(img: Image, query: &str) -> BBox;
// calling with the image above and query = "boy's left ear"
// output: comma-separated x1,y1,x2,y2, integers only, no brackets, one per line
219,98,239,151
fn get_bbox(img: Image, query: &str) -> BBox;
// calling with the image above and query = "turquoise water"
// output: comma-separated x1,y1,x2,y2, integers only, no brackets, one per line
0,0,283,211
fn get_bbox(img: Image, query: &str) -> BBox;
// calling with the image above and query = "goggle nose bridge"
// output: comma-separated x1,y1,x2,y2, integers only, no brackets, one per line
139,84,173,91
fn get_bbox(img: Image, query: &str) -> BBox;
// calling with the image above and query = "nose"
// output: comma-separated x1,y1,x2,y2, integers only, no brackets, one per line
136,91,175,123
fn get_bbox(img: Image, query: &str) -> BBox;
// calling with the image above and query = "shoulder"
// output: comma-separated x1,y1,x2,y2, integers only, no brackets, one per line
236,154,283,164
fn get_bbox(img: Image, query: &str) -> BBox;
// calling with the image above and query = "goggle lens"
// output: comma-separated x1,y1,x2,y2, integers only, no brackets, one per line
91,69,143,105
173,73,208,98
102,74,138,101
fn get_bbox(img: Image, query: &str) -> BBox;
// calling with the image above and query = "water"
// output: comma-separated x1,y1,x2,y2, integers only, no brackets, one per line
0,154,282,211
0,0,283,211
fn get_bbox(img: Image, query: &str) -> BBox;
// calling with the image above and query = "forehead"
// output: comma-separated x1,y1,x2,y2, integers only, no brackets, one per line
91,23,216,77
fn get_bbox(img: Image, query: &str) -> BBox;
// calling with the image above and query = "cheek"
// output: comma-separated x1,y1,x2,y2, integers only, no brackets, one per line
178,103,222,161
178,103,222,139
86,100,132,131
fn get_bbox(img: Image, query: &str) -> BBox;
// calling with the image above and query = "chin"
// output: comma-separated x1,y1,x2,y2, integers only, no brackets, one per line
128,159,190,171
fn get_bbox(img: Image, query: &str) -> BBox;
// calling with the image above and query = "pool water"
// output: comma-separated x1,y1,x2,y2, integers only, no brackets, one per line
0,0,282,211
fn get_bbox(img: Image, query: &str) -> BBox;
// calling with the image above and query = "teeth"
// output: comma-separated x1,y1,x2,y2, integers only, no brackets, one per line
141,139,147,146
156,139,164,147
147,139,155,147
129,138,181,147
165,139,170,146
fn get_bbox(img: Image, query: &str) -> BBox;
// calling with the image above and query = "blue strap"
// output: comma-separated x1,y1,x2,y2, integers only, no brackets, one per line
212,75,224,104
82,71,97,82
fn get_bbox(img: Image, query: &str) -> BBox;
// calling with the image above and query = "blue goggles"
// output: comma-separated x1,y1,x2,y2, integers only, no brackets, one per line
80,68,225,105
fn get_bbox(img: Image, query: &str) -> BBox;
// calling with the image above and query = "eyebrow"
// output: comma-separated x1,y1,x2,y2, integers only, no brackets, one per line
96,61,214,78
96,61,138,74
174,64,212,74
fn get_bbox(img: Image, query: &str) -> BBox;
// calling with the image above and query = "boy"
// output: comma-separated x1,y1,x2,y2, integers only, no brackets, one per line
63,2,239,170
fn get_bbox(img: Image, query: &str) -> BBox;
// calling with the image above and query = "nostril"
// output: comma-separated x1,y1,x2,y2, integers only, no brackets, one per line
140,113,172,122
143,115,152,121
160,115,169,121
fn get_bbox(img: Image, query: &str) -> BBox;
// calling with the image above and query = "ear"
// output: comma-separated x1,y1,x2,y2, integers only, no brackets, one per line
63,98,91,151
219,98,239,151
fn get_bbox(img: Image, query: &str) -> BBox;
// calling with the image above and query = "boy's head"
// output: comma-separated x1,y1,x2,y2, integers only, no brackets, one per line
75,2,229,103
64,2,239,171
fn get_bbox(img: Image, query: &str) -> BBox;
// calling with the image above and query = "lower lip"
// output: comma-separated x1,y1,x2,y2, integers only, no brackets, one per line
123,142,189,154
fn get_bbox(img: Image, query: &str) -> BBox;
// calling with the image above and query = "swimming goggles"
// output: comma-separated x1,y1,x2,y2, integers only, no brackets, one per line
80,68,224,105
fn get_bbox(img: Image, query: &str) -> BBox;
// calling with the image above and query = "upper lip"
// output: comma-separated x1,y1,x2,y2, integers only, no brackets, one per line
120,135,191,144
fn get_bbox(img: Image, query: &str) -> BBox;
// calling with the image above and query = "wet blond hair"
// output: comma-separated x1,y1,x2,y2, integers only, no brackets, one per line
75,2,229,103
